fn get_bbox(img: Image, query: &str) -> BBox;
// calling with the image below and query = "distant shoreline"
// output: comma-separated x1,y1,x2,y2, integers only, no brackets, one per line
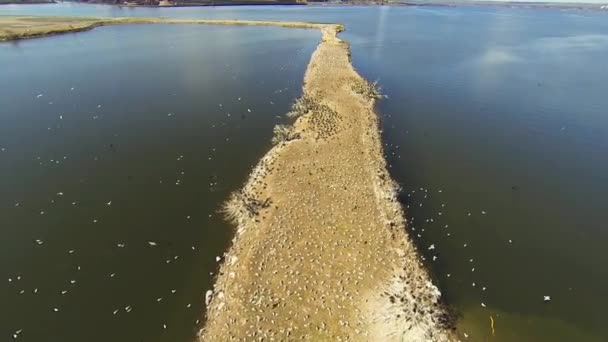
2,1,607,11
80,1,306,8
0,0,55,4
113,3,307,8
394,1,608,10
0,16,334,41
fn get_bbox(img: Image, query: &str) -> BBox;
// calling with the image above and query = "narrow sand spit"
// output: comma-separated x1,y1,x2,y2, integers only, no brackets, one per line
0,15,454,339
202,25,454,341
0,16,334,41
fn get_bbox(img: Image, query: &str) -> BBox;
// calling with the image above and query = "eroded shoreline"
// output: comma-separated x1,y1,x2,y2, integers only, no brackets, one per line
201,25,454,341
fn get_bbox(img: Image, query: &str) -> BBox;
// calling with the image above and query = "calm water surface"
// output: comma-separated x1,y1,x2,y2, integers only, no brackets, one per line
2,3,608,342
0,22,318,341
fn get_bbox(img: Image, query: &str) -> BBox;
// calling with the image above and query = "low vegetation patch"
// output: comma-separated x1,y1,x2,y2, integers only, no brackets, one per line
287,93,319,118
222,190,271,225
352,79,384,100
271,124,300,145
1,29,17,40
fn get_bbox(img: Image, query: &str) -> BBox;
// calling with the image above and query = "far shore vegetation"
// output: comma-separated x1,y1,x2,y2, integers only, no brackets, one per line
0,0,54,4
0,0,385,7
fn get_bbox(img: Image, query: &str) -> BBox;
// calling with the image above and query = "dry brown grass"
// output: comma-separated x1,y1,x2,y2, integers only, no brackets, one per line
222,190,271,225
286,93,318,118
221,192,248,226
0,16,103,41
352,78,385,100
271,124,300,145
0,15,341,41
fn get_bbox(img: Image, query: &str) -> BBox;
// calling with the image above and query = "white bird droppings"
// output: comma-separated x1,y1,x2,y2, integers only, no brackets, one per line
205,290,213,306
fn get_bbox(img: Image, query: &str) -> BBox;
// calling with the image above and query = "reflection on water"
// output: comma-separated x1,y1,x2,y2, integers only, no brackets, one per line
2,3,608,341
0,24,317,341
360,6,608,342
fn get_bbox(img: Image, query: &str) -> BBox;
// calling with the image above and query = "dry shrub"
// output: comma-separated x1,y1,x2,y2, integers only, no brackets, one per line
271,124,300,145
287,94,318,118
1,29,18,40
352,79,384,100
222,191,271,224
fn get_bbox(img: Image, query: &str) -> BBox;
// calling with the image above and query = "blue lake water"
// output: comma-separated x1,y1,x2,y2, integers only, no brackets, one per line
2,3,608,341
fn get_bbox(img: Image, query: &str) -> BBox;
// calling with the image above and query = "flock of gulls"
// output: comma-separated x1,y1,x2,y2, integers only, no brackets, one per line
3,92,553,341
1,66,304,341
1,45,556,342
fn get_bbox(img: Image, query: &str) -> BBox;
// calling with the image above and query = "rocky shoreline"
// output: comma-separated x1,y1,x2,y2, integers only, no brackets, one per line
201,24,454,341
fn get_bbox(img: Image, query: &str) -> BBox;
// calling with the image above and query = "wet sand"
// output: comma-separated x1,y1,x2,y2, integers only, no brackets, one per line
201,25,454,341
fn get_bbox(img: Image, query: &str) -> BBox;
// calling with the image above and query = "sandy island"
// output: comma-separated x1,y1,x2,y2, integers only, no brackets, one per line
0,16,455,341
199,24,454,341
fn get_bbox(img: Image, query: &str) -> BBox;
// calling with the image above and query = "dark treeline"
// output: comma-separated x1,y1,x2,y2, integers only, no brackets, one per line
0,0,55,4
74,0,308,6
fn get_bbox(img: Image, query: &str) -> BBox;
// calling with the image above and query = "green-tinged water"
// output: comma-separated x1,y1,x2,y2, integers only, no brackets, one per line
2,3,608,342
0,23,318,341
